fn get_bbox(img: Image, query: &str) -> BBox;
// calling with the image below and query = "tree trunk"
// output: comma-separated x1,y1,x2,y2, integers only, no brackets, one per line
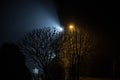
65,67,69,80
42,67,48,80
113,59,116,79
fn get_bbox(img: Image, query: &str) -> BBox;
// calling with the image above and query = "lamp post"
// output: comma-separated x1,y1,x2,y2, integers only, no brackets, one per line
68,24,78,55
68,24,81,80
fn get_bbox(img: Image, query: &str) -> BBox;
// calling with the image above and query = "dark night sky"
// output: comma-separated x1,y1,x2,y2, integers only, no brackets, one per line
55,0,119,34
55,0,119,25
55,0,119,49
55,0,120,55
0,0,120,47
0,0,59,43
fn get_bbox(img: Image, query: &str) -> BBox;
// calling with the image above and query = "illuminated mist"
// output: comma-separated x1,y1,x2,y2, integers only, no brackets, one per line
1,0,61,43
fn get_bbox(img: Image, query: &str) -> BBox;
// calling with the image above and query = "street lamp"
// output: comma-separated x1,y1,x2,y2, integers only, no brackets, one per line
68,23,81,80
69,25,74,30
69,24,75,32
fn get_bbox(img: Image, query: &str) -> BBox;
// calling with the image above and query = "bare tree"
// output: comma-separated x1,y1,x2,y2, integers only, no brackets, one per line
59,26,98,80
18,27,62,80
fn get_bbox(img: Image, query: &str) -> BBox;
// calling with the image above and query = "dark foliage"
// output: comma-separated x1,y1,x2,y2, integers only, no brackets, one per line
48,57,65,80
0,43,32,80
18,27,63,80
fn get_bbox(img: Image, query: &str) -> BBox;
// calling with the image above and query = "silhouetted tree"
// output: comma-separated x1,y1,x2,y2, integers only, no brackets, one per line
0,43,32,80
18,27,62,80
59,26,98,80
47,56,65,80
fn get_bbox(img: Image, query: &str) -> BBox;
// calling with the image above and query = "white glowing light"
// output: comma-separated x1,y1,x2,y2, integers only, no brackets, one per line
33,68,38,74
51,52,56,59
56,27,63,32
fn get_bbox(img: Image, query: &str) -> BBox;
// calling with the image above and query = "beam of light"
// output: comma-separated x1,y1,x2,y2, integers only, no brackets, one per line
0,0,63,42
23,0,63,32
57,26,64,32
54,26,64,32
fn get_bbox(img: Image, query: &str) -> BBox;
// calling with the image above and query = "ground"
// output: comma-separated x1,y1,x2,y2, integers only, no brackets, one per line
80,77,119,80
